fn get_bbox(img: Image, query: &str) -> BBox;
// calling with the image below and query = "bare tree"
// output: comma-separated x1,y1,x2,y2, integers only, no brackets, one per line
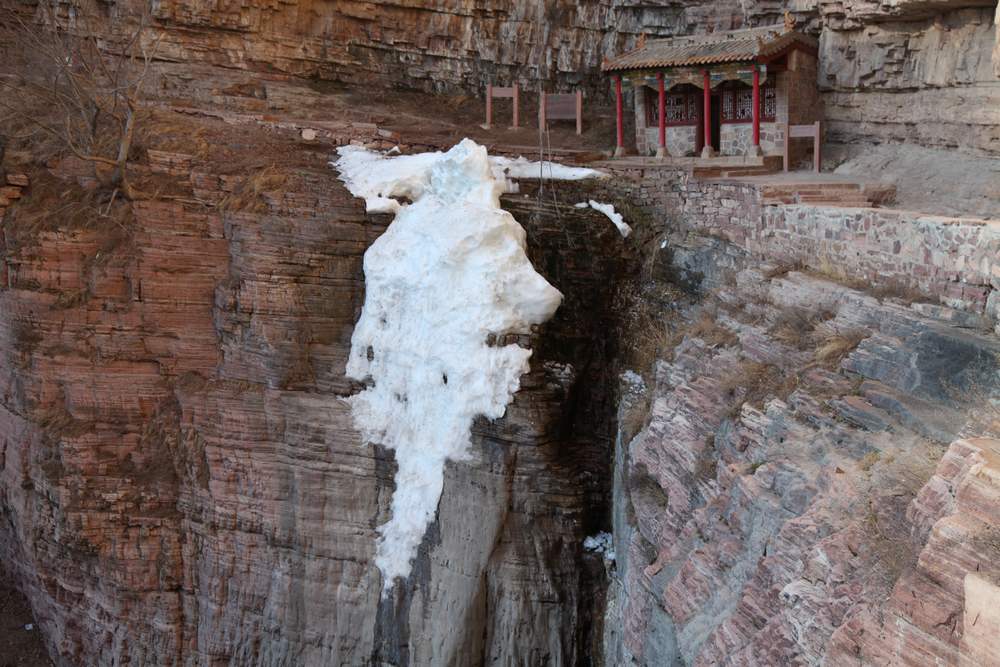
0,1,159,199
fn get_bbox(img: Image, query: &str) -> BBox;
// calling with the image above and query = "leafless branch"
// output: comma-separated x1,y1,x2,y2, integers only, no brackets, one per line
0,1,159,199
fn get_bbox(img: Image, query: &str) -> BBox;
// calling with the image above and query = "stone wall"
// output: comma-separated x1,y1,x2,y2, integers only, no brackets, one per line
601,164,1000,330
719,122,784,156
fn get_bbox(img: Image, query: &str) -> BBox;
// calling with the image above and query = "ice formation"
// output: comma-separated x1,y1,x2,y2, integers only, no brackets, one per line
333,139,598,593
583,531,615,562
335,145,605,215
576,200,632,238
489,155,606,182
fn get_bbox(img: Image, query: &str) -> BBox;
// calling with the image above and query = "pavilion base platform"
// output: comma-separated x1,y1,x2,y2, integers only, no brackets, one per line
709,171,898,208
598,154,783,178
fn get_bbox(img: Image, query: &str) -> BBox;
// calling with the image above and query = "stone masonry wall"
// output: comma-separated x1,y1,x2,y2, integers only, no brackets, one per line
601,165,1000,330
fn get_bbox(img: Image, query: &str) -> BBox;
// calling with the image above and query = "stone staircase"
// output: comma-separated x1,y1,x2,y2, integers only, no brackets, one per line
761,181,896,208
692,156,783,179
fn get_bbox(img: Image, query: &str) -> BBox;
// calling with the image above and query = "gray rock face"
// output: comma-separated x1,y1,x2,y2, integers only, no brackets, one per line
607,227,1000,665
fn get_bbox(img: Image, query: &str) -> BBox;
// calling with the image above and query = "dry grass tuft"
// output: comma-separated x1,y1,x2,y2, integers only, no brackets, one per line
720,360,797,417
629,461,669,509
814,330,867,369
134,110,211,158
762,258,807,280
687,310,739,348
219,165,288,213
858,451,881,472
769,306,835,350
868,278,928,306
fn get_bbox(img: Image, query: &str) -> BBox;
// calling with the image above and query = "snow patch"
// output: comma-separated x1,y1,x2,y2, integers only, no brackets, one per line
333,139,602,594
489,155,606,182
584,531,615,562
582,200,631,238
335,146,605,215
621,370,646,393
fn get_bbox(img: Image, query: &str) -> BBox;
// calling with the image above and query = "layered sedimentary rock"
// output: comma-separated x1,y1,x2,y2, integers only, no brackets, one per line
144,0,742,93
605,222,1000,665
26,0,1000,164
0,123,632,663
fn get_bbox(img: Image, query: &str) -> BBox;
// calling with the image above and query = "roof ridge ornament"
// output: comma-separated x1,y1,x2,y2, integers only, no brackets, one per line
784,11,796,33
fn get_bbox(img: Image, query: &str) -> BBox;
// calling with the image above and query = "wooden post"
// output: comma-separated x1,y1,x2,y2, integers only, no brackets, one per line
751,67,761,155
614,75,624,157
814,121,821,172
702,69,714,157
784,122,790,171
575,89,583,135
486,83,493,129
539,91,546,129
512,84,520,128
657,72,666,158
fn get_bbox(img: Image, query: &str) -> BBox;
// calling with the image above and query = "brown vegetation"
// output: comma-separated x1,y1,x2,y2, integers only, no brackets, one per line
0,3,158,199
813,330,867,369
218,165,289,213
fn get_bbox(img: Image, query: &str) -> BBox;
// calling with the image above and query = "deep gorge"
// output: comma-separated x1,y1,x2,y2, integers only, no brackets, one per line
1,0,999,664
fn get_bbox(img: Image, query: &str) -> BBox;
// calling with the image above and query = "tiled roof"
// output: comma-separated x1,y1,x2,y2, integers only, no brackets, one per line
602,25,817,72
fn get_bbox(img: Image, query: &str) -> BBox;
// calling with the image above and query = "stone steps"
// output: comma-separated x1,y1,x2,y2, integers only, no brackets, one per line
760,182,880,208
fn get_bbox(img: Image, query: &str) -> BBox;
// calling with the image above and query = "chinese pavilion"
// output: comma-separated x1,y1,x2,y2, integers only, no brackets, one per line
602,21,820,159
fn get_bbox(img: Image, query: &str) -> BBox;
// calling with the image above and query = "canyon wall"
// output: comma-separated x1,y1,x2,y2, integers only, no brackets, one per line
0,115,636,663
585,167,1000,666
13,0,996,190
131,0,1000,158
1,1,999,664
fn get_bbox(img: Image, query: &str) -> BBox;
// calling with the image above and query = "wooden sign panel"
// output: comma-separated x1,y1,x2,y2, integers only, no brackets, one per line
539,91,583,134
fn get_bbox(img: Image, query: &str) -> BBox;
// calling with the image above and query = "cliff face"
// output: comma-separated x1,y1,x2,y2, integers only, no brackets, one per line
0,116,632,664
60,0,989,218
130,0,999,159
145,0,743,92
607,256,1000,665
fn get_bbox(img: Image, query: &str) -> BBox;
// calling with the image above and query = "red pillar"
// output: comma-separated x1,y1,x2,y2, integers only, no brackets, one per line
751,67,761,154
614,75,624,157
657,73,666,158
702,69,713,157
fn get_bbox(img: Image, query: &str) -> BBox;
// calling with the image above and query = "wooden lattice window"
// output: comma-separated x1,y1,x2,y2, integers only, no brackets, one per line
762,83,776,120
720,80,776,123
645,84,698,126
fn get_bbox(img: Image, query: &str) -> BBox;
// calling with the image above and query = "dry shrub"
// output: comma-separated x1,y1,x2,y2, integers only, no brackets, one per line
695,436,718,482
721,360,797,417
814,330,867,369
219,165,288,213
762,258,807,280
616,278,687,372
687,310,739,348
769,306,835,350
863,503,919,588
3,168,133,249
